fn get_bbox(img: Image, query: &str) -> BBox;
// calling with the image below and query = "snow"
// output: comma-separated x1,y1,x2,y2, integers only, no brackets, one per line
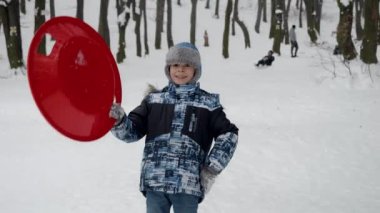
1,0,380,213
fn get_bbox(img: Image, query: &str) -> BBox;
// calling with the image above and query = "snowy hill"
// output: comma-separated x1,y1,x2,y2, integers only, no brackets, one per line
1,0,380,212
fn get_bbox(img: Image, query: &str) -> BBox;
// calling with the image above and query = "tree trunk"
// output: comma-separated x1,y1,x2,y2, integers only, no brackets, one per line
222,0,233,58
0,0,24,69
299,0,303,28
76,0,84,20
336,0,357,61
269,0,276,38
134,7,142,57
255,0,264,33
35,0,45,55
116,0,131,63
303,0,318,43
360,0,378,64
20,0,26,14
272,1,284,55
167,0,173,48
155,0,165,49
214,0,220,18
140,0,149,55
233,0,250,48
50,0,55,19
263,0,267,22
315,0,322,33
205,0,210,9
283,0,291,44
190,0,197,44
354,0,363,40
98,0,110,47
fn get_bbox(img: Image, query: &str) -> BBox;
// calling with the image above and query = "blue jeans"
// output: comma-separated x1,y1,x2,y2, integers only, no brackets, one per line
146,191,199,213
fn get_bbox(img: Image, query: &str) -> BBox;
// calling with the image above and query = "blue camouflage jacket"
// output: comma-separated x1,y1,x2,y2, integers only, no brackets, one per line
111,82,238,199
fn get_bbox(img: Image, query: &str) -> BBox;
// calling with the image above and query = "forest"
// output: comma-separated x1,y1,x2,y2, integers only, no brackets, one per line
0,0,379,71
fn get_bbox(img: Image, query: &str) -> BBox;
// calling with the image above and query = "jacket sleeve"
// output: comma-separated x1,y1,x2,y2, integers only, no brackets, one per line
111,99,149,143
206,107,239,174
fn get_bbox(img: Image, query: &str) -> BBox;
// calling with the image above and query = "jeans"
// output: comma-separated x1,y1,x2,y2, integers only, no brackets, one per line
146,191,199,213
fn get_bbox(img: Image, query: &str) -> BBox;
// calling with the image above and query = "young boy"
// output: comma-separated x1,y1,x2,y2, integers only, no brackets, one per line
109,42,238,213
256,50,275,67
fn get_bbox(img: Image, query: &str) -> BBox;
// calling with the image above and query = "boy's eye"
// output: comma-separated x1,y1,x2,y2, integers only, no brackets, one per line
173,64,179,67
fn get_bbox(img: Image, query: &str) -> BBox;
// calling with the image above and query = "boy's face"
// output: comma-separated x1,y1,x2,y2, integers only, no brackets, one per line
169,63,196,85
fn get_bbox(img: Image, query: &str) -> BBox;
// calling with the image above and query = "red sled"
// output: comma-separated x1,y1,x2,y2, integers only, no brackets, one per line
27,16,122,142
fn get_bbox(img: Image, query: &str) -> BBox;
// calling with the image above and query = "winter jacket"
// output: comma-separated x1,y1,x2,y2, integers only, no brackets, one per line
289,28,297,42
111,82,238,200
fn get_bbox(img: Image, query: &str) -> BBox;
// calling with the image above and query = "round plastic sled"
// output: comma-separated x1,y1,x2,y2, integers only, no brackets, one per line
28,16,122,142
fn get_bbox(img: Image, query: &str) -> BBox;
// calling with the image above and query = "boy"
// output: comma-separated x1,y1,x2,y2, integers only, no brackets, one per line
256,50,275,67
289,25,298,57
109,42,238,213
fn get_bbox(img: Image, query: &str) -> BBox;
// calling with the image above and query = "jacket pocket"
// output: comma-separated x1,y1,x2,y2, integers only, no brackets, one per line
182,106,212,152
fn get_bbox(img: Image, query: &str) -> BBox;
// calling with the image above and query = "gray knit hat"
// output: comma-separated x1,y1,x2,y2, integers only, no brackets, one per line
165,42,202,84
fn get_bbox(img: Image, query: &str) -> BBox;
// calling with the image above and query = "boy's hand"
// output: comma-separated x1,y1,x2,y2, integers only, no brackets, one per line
109,103,125,125
200,167,218,194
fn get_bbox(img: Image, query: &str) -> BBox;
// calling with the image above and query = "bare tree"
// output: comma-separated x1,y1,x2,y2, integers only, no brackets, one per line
272,0,284,55
283,0,292,44
76,0,84,20
303,0,318,43
167,0,173,47
214,0,220,18
155,0,165,49
336,0,357,61
232,0,250,48
354,0,363,40
205,0,210,9
222,0,233,58
0,0,24,70
35,0,45,55
50,0,55,19
360,0,378,64
116,0,131,63
255,0,265,33
190,0,197,44
98,0,110,47
140,0,149,55
20,0,26,14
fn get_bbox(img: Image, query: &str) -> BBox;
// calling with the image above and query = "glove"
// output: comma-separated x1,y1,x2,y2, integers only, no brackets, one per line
109,103,125,125
200,167,218,194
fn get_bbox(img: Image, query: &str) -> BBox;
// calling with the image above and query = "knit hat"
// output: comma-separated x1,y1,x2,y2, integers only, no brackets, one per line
165,42,202,84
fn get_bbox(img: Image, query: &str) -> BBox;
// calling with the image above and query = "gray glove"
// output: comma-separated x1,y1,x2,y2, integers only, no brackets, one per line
200,167,218,194
109,103,125,125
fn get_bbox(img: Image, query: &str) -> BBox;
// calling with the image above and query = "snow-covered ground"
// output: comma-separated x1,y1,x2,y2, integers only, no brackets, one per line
1,0,380,212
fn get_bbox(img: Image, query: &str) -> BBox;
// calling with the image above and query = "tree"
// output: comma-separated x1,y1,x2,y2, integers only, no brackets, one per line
140,0,149,55
35,0,45,55
0,0,24,69
354,0,363,40
155,0,165,49
50,0,55,19
76,0,84,20
214,0,220,18
132,0,142,57
336,0,357,61
360,0,378,64
303,0,318,43
232,0,250,48
283,0,292,44
222,0,233,58
314,0,322,33
98,0,110,47
190,0,197,44
166,0,173,48
20,0,26,14
116,0,131,63
255,0,265,33
205,0,210,9
272,1,284,55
